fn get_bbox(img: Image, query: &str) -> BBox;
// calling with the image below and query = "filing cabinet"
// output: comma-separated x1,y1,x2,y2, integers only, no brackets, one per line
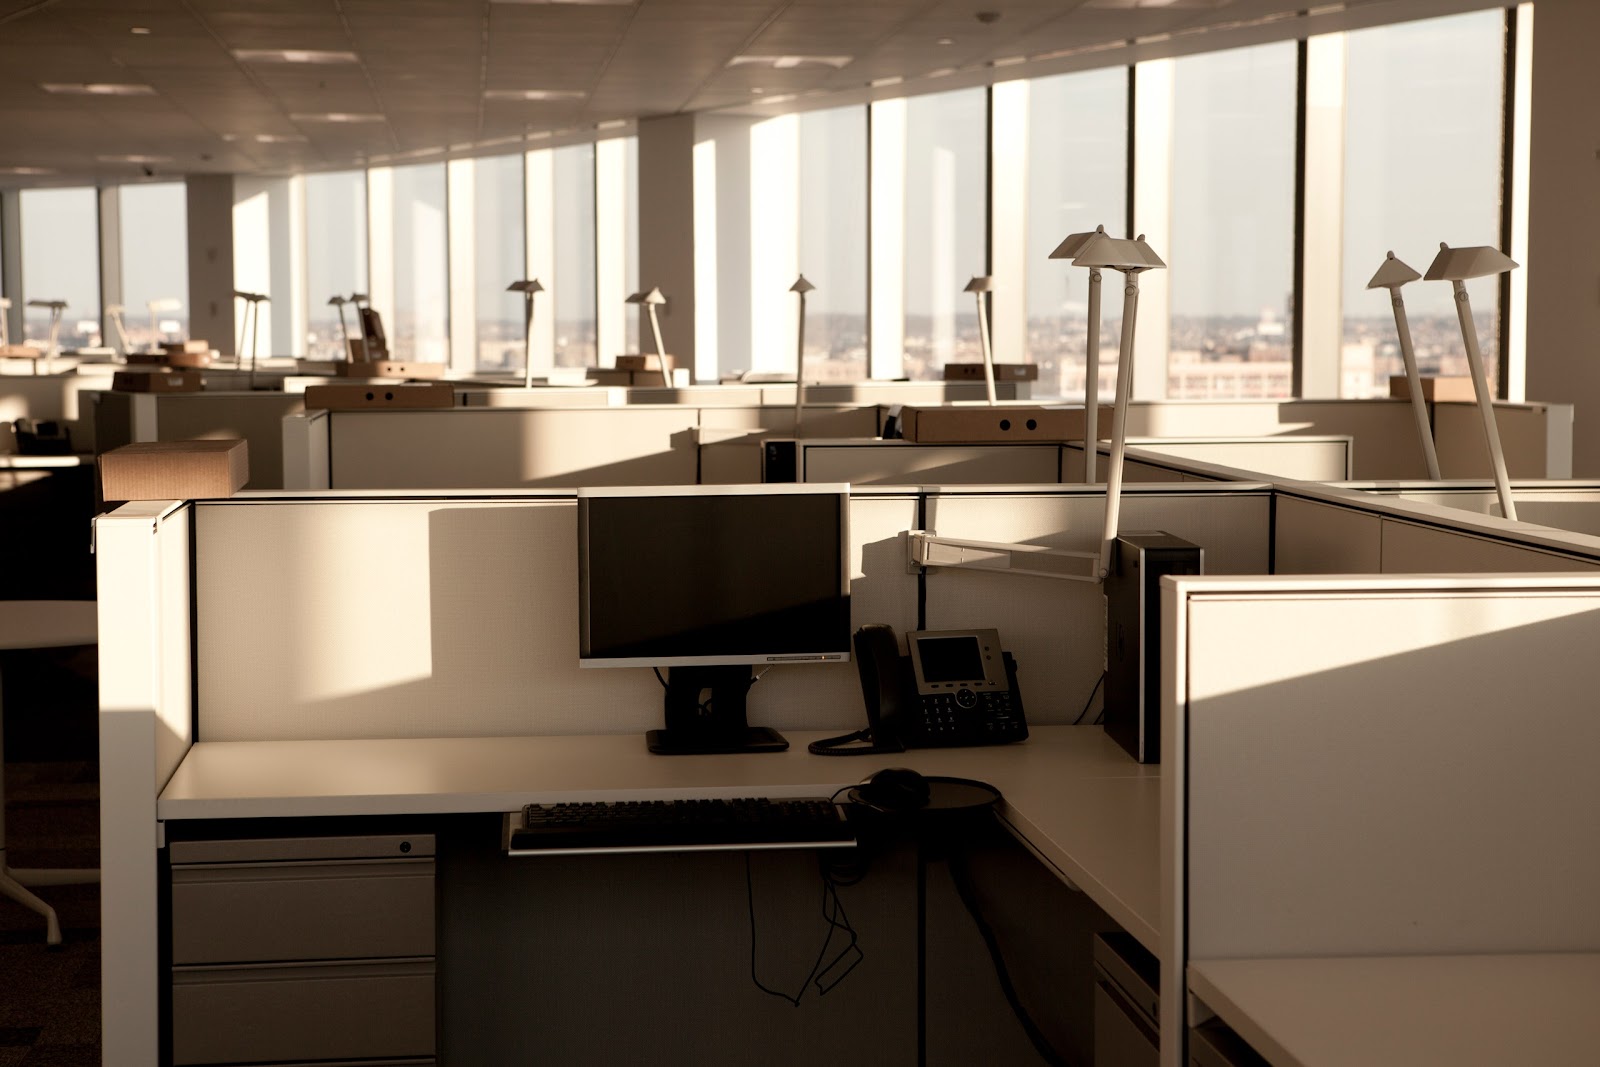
168,833,436,1066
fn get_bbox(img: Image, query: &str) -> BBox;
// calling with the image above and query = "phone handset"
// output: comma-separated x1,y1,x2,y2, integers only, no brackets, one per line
809,624,1028,756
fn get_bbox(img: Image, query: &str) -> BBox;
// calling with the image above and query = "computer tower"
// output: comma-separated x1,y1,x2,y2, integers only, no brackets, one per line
1104,532,1202,764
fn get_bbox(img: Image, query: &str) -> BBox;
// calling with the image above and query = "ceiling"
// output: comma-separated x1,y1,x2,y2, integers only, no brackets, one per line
0,0,1474,184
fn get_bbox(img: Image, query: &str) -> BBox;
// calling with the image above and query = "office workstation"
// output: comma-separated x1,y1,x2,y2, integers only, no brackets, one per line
94,465,1600,1066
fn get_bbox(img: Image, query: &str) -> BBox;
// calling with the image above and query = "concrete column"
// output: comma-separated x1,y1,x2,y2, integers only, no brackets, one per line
98,186,122,350
1523,0,1600,474
637,114,697,374
1,191,22,343
185,174,234,355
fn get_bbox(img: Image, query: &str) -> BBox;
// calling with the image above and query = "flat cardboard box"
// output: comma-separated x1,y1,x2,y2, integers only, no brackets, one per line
942,362,1040,382
338,359,447,380
304,382,456,411
101,438,248,501
112,370,203,393
127,350,214,369
898,405,1110,444
590,367,687,387
1389,375,1477,402
0,344,40,359
615,354,675,373
162,340,211,355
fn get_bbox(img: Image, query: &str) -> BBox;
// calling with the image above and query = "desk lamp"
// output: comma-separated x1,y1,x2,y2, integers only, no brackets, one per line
232,290,269,387
506,279,544,388
349,292,372,359
626,287,667,366
1051,225,1109,482
25,299,66,374
1366,253,1440,480
790,275,815,433
326,295,352,361
1424,242,1519,520
1068,232,1166,579
963,275,998,405
104,304,134,356
147,297,182,343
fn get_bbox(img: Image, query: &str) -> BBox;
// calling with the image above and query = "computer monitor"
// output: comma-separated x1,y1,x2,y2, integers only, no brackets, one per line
577,483,852,754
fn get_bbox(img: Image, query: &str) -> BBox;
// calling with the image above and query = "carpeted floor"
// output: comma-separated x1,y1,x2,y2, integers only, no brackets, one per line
0,646,101,1065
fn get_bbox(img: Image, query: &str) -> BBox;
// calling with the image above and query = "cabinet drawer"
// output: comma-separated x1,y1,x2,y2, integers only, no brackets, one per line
171,857,434,964
171,958,435,1065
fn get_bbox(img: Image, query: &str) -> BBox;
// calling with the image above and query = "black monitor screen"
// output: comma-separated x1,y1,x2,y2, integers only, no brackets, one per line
579,487,851,666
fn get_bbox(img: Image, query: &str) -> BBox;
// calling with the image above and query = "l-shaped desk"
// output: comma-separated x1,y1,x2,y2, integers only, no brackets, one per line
160,725,1161,953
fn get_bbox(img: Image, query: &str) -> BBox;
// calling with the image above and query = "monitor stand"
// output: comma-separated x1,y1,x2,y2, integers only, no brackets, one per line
647,665,789,755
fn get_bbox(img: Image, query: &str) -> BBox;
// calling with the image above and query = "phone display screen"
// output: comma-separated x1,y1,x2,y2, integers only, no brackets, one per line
915,636,984,683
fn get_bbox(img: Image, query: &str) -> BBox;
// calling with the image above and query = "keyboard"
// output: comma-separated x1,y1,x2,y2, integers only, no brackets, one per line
507,797,856,856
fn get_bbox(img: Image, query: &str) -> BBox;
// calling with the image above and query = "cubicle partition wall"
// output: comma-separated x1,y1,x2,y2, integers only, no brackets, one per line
97,501,196,1061
1161,575,1600,1066
285,404,886,491
1273,481,1600,575
1118,398,1571,481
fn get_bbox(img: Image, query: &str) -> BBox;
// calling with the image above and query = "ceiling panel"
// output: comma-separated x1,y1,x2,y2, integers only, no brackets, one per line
0,0,1482,182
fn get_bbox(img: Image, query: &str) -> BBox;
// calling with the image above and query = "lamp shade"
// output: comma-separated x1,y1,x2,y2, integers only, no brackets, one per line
963,275,993,293
1048,224,1107,260
506,279,544,294
327,295,347,306
1423,243,1518,281
790,275,815,294
1071,234,1165,273
1366,252,1421,290
27,299,67,309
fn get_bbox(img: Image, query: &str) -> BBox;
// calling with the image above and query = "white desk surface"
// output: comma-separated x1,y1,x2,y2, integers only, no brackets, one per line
1189,954,1600,1067
158,724,1161,952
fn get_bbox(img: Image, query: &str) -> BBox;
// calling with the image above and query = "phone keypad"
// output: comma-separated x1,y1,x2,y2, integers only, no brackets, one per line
917,689,1026,745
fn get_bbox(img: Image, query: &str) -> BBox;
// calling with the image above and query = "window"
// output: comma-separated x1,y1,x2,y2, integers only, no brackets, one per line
305,171,367,361
901,87,987,380
622,137,640,357
1166,43,1298,399
389,163,448,363
118,183,189,348
20,187,100,350
798,106,868,379
1339,11,1506,398
1024,68,1128,402
474,154,525,374
553,143,596,367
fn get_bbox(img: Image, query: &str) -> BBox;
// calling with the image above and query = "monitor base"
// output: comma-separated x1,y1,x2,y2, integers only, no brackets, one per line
646,727,790,756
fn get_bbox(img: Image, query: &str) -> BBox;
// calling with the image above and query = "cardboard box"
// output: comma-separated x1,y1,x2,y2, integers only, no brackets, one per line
337,359,447,380
304,382,456,411
100,438,248,501
163,340,211,355
1389,375,1477,402
127,350,214,369
898,405,1109,444
0,344,40,359
590,367,686,387
942,362,1040,382
112,370,203,393
615,354,675,373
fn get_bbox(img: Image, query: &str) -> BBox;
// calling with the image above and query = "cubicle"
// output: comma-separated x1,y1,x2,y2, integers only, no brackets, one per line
1161,574,1600,1066
95,466,1600,1064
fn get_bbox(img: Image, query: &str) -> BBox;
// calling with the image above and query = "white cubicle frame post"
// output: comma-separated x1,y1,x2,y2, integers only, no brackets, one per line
282,409,332,491
97,500,195,1067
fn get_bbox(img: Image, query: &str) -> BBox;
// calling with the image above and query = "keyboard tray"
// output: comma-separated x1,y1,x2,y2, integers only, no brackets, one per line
502,797,857,857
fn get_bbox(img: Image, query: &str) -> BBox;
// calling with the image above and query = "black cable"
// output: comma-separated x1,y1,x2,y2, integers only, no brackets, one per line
947,850,1072,1067
745,851,864,1008
1073,671,1105,726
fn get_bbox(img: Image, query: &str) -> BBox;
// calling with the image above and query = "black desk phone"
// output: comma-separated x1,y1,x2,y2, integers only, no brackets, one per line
809,624,1028,755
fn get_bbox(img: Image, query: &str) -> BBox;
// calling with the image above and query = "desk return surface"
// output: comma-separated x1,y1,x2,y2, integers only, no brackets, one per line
159,725,1161,952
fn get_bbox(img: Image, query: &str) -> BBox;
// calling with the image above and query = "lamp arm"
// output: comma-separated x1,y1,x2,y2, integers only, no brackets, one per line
1098,276,1140,580
1452,280,1517,521
1390,292,1441,480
